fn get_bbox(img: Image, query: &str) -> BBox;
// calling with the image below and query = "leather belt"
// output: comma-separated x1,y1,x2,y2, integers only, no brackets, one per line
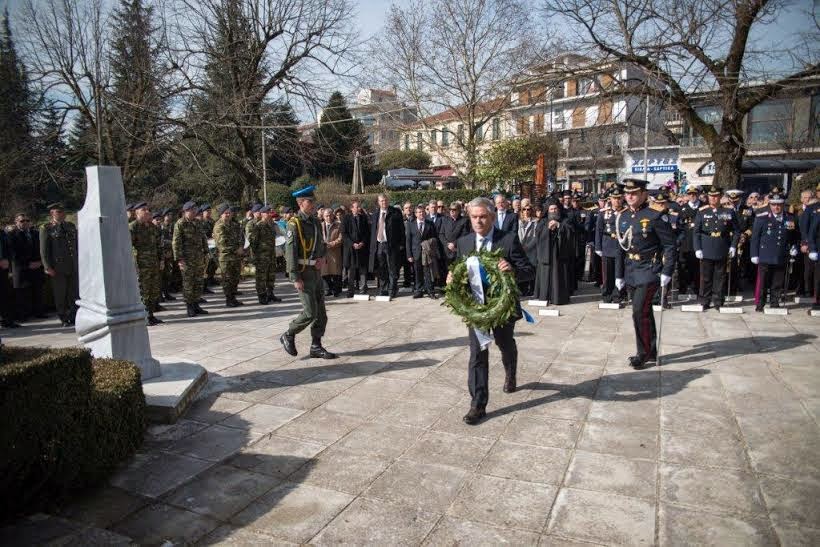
709,231,723,237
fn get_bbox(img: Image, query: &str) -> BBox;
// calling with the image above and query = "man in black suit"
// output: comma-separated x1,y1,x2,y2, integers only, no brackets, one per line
341,199,370,297
448,197,535,425
10,213,46,320
368,194,405,297
406,205,439,298
493,193,519,234
439,202,470,268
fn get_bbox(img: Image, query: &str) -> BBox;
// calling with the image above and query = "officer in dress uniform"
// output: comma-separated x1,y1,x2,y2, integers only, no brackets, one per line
279,186,337,359
40,202,79,327
594,185,625,303
725,189,751,299
807,186,820,313
614,179,677,369
751,188,800,311
693,186,741,310
651,189,678,309
677,186,701,297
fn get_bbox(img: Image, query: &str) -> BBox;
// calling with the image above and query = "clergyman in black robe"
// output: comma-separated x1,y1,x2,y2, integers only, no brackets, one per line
534,201,574,305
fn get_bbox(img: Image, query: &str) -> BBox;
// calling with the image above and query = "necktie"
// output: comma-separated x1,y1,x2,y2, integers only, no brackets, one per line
497,213,503,229
478,237,486,251
378,211,386,242
418,221,423,232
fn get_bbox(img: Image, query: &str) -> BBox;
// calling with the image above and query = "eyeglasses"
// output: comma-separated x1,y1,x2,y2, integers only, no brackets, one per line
523,207,532,211
19,219,30,222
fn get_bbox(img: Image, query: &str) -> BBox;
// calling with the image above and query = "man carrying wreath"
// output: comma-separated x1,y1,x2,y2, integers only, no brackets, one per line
447,197,535,425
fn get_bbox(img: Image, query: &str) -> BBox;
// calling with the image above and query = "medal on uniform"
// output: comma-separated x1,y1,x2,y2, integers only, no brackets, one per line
640,218,650,236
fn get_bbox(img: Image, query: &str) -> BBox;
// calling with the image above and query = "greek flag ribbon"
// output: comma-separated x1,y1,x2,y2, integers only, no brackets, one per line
466,256,494,350
522,308,535,323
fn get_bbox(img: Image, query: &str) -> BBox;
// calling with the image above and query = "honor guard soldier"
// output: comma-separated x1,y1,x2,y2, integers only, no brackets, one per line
129,202,164,325
750,188,800,311
594,185,626,303
693,186,741,310
614,179,677,369
159,208,177,301
279,186,337,359
174,201,209,317
677,186,701,297
40,202,79,327
725,189,751,298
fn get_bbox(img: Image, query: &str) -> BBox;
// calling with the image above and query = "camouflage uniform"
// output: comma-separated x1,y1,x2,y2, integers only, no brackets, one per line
250,219,282,301
173,216,207,304
201,216,217,285
160,220,176,295
40,219,79,324
213,217,244,300
130,220,162,311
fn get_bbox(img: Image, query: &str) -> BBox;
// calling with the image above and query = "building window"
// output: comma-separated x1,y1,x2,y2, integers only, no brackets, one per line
534,113,544,134
430,129,437,145
492,118,501,140
685,106,722,146
404,134,409,150
517,117,529,135
441,128,449,147
457,124,464,144
747,99,794,144
476,124,484,142
812,95,820,143
577,78,594,95
572,107,586,128
416,132,423,151
597,100,613,124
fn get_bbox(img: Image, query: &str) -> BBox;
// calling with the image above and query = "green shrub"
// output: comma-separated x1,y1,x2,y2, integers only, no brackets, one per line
373,188,486,208
789,167,820,206
0,347,145,519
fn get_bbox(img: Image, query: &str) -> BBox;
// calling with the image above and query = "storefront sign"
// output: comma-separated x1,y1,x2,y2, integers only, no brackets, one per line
631,158,677,173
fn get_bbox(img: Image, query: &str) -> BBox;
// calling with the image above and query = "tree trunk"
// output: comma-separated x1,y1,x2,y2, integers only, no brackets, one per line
709,133,745,190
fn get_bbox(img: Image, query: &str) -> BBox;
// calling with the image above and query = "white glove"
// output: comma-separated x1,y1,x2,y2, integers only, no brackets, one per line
728,247,736,258
660,274,672,287
695,250,704,260
810,252,818,261
751,256,759,265
595,250,602,257
615,278,625,291
789,246,798,257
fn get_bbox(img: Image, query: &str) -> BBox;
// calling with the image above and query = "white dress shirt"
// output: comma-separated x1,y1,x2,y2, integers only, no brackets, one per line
475,228,494,252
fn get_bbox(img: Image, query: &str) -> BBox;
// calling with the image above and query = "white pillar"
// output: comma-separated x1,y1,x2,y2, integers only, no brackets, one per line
74,166,161,380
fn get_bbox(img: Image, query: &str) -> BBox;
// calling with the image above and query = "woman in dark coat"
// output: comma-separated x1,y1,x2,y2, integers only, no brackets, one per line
517,198,539,297
534,200,575,305
342,200,371,296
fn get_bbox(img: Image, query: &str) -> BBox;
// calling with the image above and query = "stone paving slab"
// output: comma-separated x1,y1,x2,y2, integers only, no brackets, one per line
3,278,819,545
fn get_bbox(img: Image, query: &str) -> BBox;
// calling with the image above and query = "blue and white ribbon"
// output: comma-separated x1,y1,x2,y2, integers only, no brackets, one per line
466,256,494,350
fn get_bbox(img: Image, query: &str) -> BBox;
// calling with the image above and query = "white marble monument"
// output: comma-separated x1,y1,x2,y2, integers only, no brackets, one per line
75,166,206,422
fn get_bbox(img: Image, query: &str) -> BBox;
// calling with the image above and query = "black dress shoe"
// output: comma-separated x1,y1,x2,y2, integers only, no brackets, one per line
503,376,517,393
147,314,163,326
627,355,644,368
346,292,354,298
280,332,297,356
462,407,486,425
309,345,337,359
61,320,72,328
268,293,282,303
194,304,209,315
412,292,423,299
755,305,764,312
186,304,197,317
429,293,439,300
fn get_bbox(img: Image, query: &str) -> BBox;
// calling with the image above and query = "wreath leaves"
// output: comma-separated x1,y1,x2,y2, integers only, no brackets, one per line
443,249,519,331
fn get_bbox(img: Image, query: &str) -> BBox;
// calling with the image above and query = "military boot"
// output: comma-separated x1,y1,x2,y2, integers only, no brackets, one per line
147,312,163,326
186,304,197,318
309,337,337,359
280,332,297,356
258,294,269,305
194,303,209,315
267,289,282,303
163,291,177,301
154,303,167,312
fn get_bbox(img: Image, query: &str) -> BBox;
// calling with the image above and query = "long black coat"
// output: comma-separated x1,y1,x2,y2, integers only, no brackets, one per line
534,217,574,305
368,206,405,272
438,215,470,261
342,213,370,269
456,228,534,321
9,227,44,288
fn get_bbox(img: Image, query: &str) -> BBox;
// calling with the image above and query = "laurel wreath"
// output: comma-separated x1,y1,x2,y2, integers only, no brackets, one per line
444,249,520,332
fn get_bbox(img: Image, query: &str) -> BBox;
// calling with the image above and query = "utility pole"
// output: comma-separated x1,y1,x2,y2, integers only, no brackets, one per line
261,129,268,205
643,95,650,181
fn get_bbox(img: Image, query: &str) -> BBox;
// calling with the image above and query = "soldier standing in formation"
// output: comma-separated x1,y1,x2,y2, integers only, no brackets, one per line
174,201,209,317
677,187,701,298
724,189,752,300
594,185,625,304
9,213,46,320
693,186,741,310
250,205,283,304
280,186,336,359
614,179,677,369
40,203,79,327
751,188,800,311
200,204,218,292
808,183,820,313
129,202,164,325
160,208,178,300
212,203,246,308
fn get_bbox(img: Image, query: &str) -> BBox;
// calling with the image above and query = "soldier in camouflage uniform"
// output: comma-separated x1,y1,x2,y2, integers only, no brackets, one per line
200,204,218,292
173,201,209,317
40,202,79,327
250,205,284,304
213,203,246,307
159,208,178,301
130,203,164,325
279,186,336,359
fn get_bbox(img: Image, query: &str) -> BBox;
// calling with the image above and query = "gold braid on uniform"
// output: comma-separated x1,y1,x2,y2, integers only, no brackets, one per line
291,216,316,272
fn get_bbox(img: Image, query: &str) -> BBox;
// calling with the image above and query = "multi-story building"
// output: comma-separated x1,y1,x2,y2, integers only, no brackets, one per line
345,88,418,153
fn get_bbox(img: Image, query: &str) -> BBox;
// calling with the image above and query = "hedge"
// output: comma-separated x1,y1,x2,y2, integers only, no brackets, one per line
0,347,145,519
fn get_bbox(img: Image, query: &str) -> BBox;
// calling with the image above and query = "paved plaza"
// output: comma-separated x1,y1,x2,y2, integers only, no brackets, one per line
2,279,819,545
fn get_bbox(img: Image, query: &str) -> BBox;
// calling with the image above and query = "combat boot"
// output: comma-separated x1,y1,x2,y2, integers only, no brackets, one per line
268,289,282,303
163,291,177,301
280,332,297,356
154,304,167,312
186,304,197,317
309,337,337,359
258,294,269,305
194,303,209,315
147,312,163,326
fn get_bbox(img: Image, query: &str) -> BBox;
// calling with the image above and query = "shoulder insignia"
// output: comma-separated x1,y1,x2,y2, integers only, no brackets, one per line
661,214,669,223
699,205,709,211
650,203,665,212
756,212,768,217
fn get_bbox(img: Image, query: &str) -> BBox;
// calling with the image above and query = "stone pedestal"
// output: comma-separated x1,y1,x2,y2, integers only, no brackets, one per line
74,166,205,422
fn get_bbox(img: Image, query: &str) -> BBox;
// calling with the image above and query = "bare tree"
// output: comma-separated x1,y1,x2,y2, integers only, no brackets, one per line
374,0,539,187
543,0,820,187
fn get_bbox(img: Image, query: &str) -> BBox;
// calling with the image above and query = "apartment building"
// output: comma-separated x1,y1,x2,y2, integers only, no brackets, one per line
346,88,418,153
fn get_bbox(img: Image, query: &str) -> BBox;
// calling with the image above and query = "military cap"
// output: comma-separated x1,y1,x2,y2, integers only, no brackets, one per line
705,185,722,196
281,206,292,214
609,184,624,198
685,186,699,195
259,205,271,213
182,201,197,211
768,187,785,204
152,212,162,220
46,202,65,211
217,203,232,215
250,203,263,213
653,190,670,203
725,189,744,197
132,201,148,210
622,178,648,193
293,185,316,199
125,202,134,211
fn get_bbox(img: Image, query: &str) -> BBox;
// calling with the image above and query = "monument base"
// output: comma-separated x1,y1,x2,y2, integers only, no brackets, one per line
681,304,703,313
538,308,560,317
142,360,208,424
598,303,621,310
719,306,744,314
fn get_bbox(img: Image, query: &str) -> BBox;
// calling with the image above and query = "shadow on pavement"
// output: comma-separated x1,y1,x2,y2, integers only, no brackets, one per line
660,333,816,364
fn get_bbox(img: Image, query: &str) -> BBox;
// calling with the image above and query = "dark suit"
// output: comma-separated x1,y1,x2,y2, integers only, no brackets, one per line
439,215,470,265
0,231,13,325
342,213,370,294
368,206,405,296
406,218,438,295
9,227,45,318
456,228,535,410
494,210,519,234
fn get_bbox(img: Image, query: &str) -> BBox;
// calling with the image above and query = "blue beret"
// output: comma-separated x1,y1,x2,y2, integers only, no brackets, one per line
292,185,316,198
281,206,292,213
251,203,263,213
132,201,148,210
182,201,197,211
217,203,231,215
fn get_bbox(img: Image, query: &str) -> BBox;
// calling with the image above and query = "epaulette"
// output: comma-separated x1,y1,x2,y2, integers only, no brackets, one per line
699,205,710,211
668,210,679,216
650,202,666,212
756,211,768,217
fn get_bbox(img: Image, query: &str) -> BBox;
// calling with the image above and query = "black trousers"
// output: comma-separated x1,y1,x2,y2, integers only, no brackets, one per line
758,263,786,307
699,258,726,306
600,256,621,302
375,242,398,295
412,260,434,295
15,275,45,319
0,268,12,323
802,253,815,297
813,260,820,306
467,320,517,409
725,255,742,297
631,283,658,361
347,265,368,294
678,251,699,294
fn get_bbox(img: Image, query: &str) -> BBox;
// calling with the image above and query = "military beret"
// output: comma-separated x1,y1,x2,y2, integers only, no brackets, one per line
292,185,316,199
199,203,211,211
132,201,148,210
622,178,648,193
152,212,162,219
217,203,231,215
251,203,263,213
281,206,292,214
182,201,197,211
259,205,271,213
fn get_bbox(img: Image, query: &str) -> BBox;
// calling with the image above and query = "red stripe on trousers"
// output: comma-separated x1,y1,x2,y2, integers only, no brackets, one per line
754,265,762,305
642,284,657,355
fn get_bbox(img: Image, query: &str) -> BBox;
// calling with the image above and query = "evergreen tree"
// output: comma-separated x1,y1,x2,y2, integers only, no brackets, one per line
0,9,35,216
265,101,303,183
310,91,373,181
63,114,97,207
